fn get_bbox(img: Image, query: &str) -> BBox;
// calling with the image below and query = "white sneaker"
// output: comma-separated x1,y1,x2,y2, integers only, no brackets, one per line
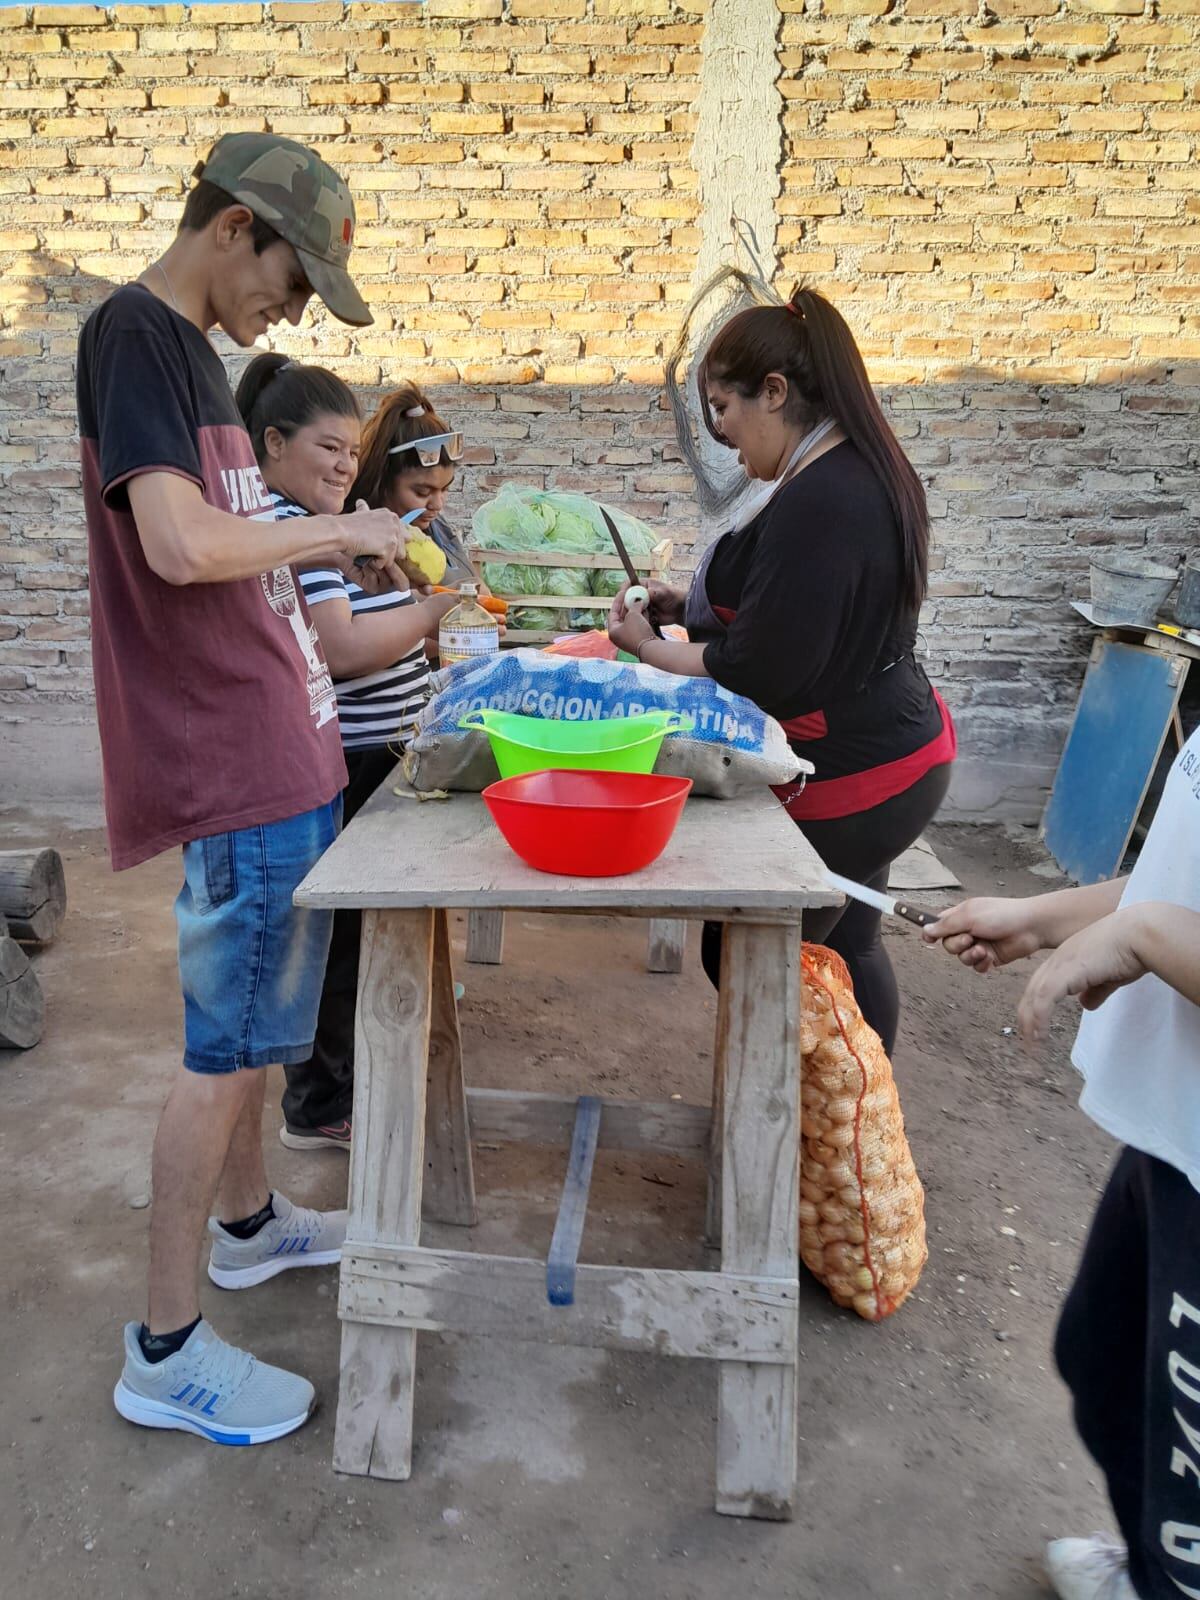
1045,1534,1137,1600
113,1320,314,1446
206,1191,346,1289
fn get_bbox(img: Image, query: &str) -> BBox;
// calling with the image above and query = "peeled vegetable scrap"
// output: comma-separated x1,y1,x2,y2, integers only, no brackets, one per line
799,944,928,1321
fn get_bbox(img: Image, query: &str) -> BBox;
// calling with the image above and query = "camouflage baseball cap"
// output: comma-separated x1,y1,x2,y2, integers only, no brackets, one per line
195,133,372,328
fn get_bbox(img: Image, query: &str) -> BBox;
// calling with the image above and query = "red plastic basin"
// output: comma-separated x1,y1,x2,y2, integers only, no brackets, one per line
481,769,693,878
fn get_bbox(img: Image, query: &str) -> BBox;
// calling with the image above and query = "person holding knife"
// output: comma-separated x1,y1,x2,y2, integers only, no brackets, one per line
607,285,956,1056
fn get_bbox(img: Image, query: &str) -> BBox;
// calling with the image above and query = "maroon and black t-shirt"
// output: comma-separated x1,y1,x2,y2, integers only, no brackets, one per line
76,283,346,870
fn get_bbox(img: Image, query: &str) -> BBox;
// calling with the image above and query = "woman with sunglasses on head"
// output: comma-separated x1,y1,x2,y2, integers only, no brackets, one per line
350,382,480,611
237,356,461,1153
607,286,956,1059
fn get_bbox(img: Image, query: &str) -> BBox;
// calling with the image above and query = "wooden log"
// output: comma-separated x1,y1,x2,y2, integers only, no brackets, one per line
0,848,66,946
0,928,44,1050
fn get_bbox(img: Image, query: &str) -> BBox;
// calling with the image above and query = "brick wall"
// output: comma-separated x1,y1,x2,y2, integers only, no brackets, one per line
1,0,1197,819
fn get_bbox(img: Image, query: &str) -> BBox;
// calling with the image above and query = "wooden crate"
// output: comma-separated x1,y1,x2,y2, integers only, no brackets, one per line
467,539,673,646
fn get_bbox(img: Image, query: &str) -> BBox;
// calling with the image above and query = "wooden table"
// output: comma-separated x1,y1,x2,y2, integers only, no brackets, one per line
295,776,836,1519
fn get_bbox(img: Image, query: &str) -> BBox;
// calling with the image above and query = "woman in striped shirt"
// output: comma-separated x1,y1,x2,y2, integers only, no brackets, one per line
236,354,459,1151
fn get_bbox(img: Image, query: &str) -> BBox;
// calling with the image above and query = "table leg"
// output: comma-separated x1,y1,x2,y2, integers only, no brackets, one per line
466,908,505,965
646,918,687,974
713,921,801,1520
423,908,477,1226
334,907,434,1480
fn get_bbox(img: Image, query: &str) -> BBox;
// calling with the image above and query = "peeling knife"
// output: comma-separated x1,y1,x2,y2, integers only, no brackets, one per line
599,507,663,637
824,869,940,928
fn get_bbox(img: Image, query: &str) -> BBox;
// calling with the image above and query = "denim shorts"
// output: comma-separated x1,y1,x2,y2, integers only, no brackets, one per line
175,800,340,1074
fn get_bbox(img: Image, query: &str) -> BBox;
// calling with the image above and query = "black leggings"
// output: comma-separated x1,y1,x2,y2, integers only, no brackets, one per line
701,761,952,1057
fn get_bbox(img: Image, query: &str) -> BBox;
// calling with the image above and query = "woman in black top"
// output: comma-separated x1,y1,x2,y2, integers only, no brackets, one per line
608,286,956,1055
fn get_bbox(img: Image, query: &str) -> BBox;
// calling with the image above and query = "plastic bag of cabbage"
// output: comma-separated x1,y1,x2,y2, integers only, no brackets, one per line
471,485,659,633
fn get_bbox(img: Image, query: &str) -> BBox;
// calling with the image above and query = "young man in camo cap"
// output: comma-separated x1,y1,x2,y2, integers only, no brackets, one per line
76,133,406,1445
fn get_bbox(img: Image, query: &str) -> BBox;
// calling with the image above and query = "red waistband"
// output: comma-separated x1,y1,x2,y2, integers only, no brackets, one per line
772,689,957,821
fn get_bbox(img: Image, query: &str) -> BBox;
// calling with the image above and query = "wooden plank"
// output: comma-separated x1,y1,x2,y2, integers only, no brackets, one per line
714,922,802,1520
647,918,687,974
705,1009,726,1251
468,545,671,573
340,1245,799,1363
466,908,505,965
546,1096,602,1307
0,848,66,946
423,910,477,1228
334,908,434,1481
465,1086,711,1155
295,782,835,917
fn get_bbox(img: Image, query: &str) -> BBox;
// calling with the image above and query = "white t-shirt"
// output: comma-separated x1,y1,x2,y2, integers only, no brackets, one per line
1072,725,1200,1190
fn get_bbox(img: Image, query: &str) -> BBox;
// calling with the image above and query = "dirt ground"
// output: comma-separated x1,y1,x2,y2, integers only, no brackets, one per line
0,809,1121,1600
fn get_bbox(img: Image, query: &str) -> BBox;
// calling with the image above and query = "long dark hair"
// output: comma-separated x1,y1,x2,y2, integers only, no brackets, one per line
698,285,929,613
235,352,361,466
349,381,455,509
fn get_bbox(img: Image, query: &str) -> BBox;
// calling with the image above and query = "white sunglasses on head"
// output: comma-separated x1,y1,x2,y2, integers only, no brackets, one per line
388,431,464,467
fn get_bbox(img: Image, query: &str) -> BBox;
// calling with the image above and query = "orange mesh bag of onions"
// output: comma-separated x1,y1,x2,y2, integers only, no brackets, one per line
798,944,928,1321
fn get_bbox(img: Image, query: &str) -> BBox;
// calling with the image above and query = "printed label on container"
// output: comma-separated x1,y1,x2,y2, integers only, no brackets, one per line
440,627,499,666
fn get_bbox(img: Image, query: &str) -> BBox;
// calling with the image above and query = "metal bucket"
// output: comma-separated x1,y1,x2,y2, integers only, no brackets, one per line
1089,553,1178,626
1177,552,1200,630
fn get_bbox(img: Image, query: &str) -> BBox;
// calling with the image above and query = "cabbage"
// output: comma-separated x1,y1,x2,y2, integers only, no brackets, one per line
472,486,661,631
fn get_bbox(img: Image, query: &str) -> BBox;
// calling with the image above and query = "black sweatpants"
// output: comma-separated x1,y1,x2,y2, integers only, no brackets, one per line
701,760,952,1057
1056,1147,1200,1600
281,744,398,1132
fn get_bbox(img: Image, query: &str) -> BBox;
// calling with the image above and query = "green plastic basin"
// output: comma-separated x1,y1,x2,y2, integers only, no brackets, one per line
457,707,686,779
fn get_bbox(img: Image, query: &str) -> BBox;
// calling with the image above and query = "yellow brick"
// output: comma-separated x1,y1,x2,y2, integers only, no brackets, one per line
229,85,305,107
867,78,943,103
270,113,350,136
34,57,112,79
309,83,385,105
510,0,586,13
112,54,190,78
863,195,937,216
469,82,545,105
985,110,1061,132
352,52,426,75
425,0,502,15
872,134,946,158
68,28,137,49
384,82,466,104
309,29,384,51
552,82,628,104
37,114,107,137
1111,81,1187,102
1068,109,1144,131
137,27,217,50
433,51,509,73
475,141,546,164
550,253,623,275
186,5,264,21
39,172,106,195
31,5,105,21
453,24,544,48
424,166,503,190
276,55,349,78
547,139,627,163
860,251,935,272
512,111,588,133
430,111,506,134
86,200,144,222
110,5,187,17
273,2,343,17
1115,139,1191,162
4,33,63,54
548,196,623,220
1032,138,1106,161
515,51,592,74
0,229,39,250
387,141,467,165
0,88,68,109
595,50,671,74
152,86,226,108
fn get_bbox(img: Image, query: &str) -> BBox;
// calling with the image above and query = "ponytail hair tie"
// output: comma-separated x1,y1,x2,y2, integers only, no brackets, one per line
405,404,425,417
